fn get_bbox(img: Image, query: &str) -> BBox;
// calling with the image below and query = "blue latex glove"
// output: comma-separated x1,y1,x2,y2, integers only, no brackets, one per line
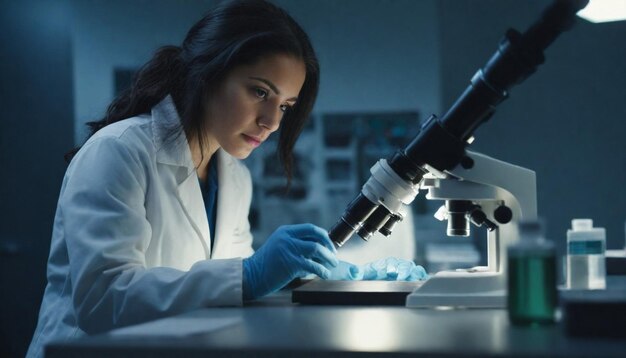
328,260,362,280
361,257,428,281
243,224,338,300
328,257,428,281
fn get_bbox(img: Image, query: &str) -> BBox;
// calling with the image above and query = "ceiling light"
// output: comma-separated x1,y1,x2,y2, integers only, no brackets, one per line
577,0,626,23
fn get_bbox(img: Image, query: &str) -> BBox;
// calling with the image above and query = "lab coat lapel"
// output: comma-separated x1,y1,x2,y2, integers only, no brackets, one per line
176,175,212,257
211,149,242,258
152,96,211,258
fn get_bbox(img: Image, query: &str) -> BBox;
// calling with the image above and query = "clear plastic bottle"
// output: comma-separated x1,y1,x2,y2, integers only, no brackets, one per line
566,219,606,290
507,220,557,325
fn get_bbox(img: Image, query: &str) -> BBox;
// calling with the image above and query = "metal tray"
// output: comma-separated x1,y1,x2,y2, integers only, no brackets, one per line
292,279,423,306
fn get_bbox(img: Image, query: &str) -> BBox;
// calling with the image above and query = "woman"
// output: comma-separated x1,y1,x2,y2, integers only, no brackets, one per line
27,1,336,356
28,0,427,356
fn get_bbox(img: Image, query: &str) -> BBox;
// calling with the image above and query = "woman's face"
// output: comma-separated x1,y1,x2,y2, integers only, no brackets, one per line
204,53,306,159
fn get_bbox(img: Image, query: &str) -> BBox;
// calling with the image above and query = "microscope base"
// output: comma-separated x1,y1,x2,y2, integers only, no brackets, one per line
406,271,506,308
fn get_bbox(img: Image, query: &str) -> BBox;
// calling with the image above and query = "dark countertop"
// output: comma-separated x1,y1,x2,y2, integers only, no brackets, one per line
45,277,626,358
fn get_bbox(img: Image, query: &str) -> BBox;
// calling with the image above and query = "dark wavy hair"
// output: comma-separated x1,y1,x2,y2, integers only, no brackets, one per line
66,0,319,186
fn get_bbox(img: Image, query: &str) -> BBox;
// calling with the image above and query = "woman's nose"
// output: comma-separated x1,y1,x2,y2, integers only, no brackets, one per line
257,105,282,132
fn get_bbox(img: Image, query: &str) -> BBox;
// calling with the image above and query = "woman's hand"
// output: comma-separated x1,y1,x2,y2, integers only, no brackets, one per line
242,224,338,300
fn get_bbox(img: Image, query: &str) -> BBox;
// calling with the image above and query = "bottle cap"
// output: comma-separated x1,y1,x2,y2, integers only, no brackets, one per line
567,218,606,242
509,218,554,256
519,218,545,238
572,219,593,231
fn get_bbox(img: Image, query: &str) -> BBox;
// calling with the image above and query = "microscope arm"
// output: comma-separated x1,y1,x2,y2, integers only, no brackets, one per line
329,0,589,247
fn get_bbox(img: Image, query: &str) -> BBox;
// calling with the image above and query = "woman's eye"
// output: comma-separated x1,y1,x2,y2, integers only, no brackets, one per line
254,88,268,99
279,104,290,113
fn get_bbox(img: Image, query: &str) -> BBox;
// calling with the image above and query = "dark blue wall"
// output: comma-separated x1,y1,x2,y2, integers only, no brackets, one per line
0,1,74,356
439,0,626,253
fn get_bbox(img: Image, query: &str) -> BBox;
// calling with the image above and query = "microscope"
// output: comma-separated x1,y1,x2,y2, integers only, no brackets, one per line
406,151,537,307
327,0,589,307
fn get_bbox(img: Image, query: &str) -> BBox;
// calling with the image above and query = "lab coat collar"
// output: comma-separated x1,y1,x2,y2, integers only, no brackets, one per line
151,95,195,180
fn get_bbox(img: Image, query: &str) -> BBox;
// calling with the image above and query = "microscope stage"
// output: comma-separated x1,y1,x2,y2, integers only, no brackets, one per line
292,279,423,306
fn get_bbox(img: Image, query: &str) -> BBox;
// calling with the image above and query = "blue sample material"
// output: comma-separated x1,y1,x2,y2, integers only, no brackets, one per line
329,257,428,281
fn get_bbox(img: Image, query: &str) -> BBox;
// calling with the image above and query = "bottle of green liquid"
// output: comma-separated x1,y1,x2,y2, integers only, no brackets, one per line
507,220,557,325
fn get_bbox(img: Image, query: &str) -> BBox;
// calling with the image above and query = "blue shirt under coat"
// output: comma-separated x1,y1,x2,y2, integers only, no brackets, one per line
199,156,218,252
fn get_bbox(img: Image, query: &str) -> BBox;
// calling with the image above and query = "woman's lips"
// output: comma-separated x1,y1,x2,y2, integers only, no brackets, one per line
242,134,262,147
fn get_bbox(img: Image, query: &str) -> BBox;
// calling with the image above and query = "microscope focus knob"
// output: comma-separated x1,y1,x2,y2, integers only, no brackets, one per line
494,205,513,224
460,156,474,169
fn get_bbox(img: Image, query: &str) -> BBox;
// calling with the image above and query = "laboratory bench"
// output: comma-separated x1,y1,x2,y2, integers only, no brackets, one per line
46,277,626,358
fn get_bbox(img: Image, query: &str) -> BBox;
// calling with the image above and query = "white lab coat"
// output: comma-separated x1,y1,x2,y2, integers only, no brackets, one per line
27,96,255,357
